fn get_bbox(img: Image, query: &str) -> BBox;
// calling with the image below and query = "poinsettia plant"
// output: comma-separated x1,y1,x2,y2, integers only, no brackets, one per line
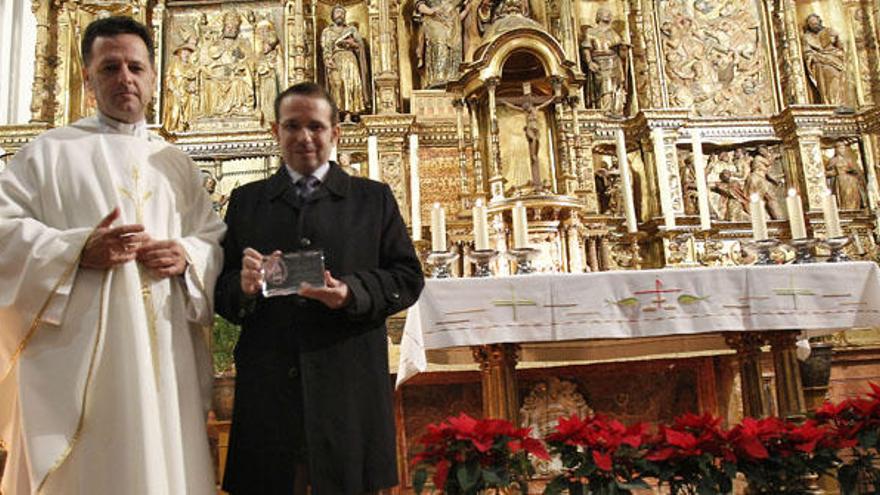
644,413,736,495
728,416,839,494
544,414,652,495
411,413,549,495
814,383,880,494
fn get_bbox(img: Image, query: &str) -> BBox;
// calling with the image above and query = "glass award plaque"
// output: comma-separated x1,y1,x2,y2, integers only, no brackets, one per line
261,250,326,298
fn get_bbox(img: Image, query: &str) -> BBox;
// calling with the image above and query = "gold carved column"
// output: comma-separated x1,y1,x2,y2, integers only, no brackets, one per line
767,330,806,419
362,115,415,217
467,96,486,196
574,128,597,212
370,0,400,114
769,0,809,105
285,0,314,84
151,0,166,124
725,333,768,419
860,110,880,234
627,0,664,108
564,96,582,197
486,78,504,200
54,1,77,127
29,0,54,124
471,344,520,422
634,111,687,231
454,98,473,207
771,108,834,212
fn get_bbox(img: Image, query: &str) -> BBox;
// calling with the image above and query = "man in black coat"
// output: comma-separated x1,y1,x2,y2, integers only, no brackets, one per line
215,82,424,495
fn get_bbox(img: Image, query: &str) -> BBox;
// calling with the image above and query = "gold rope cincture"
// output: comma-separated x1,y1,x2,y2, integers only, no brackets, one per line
118,163,161,390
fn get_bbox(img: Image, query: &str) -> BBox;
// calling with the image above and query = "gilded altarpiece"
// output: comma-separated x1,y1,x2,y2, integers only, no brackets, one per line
6,0,880,490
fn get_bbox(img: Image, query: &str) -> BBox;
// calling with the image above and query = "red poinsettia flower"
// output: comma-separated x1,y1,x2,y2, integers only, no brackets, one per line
411,413,548,494
432,458,451,489
728,417,772,461
593,450,613,472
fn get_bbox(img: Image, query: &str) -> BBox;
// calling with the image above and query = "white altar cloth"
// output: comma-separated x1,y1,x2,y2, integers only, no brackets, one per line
396,262,880,387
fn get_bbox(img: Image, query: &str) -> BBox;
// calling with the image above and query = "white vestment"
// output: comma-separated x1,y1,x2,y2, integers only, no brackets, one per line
0,115,225,495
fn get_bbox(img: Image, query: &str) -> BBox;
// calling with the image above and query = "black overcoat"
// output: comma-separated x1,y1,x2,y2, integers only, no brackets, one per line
216,163,424,495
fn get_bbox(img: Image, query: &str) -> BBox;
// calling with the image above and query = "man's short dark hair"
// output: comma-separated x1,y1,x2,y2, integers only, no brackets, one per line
274,82,340,125
81,16,154,66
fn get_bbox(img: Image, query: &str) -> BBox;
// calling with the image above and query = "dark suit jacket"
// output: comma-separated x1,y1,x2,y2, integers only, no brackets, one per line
216,163,424,495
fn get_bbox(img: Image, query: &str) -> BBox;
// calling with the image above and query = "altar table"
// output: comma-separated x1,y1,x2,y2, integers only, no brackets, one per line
397,262,880,389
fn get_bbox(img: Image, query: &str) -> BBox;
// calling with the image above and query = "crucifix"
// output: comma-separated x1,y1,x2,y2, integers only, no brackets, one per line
499,82,555,192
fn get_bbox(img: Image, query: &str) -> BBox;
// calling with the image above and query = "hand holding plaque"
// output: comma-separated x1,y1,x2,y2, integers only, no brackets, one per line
261,250,326,298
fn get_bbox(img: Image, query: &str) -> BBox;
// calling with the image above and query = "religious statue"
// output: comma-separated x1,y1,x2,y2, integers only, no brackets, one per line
414,0,463,88
733,147,751,180
163,40,200,131
202,12,256,117
492,0,530,20
201,171,230,214
321,5,370,121
826,142,865,210
580,8,628,115
802,13,848,106
679,153,698,215
255,17,282,126
499,83,555,191
710,169,750,221
594,163,620,215
745,146,783,219
338,152,361,176
460,0,492,62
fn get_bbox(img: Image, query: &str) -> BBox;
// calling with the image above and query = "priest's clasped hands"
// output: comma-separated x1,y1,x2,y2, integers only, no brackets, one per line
80,207,188,278
239,247,352,309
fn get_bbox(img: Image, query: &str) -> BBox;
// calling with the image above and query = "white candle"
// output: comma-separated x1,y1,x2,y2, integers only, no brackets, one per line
430,202,447,252
329,146,338,162
472,199,490,250
822,189,843,238
691,128,711,231
786,189,807,240
615,129,638,233
409,134,421,240
512,201,529,248
368,135,381,181
750,193,768,241
652,128,676,229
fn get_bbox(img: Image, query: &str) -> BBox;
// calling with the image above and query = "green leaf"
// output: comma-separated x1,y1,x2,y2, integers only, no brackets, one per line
457,462,480,491
617,479,649,490
412,468,427,495
543,477,568,495
483,468,502,486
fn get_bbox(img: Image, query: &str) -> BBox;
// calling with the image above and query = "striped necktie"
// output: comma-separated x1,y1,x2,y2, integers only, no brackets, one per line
296,175,320,200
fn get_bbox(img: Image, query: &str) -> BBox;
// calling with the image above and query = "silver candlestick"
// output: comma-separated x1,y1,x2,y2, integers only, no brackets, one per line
823,236,851,263
506,247,540,275
466,249,498,277
426,251,459,278
746,238,780,265
789,238,817,264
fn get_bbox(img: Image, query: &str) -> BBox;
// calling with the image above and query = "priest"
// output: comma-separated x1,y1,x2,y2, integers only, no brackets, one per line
0,16,224,494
